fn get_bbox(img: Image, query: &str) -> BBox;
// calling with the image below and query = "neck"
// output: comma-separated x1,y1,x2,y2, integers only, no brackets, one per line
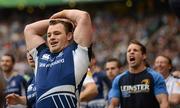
3,71,14,79
163,72,170,79
129,64,146,74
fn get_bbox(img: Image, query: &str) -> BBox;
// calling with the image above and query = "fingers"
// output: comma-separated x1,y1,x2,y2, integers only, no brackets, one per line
50,12,62,19
6,93,20,105
6,93,15,99
6,93,19,100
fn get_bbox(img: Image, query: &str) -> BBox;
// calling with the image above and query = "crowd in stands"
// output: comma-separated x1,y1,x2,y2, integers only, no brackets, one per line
0,10,179,74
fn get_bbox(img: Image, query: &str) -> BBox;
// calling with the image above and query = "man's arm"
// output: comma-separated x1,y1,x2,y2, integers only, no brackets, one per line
6,93,26,105
24,19,49,51
108,75,121,108
108,98,120,108
169,94,180,106
50,9,93,47
156,94,169,108
80,82,98,102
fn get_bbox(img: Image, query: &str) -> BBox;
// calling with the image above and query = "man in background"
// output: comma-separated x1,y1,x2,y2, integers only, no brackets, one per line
0,71,6,108
108,40,169,108
154,55,180,108
0,53,27,108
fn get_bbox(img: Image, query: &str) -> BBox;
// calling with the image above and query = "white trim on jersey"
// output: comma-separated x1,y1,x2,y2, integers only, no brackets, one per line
37,85,75,102
73,45,89,88
73,45,89,107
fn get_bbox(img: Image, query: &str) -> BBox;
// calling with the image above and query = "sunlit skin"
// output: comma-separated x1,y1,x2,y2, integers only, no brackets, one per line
47,23,72,53
154,56,171,78
0,56,14,73
126,44,146,73
105,61,120,81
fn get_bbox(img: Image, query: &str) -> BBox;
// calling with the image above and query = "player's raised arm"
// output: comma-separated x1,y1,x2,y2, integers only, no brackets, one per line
50,9,93,47
24,19,49,51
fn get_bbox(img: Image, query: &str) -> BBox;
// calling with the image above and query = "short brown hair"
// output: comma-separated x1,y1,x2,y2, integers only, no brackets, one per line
49,19,74,34
129,40,146,54
2,53,15,64
106,58,121,68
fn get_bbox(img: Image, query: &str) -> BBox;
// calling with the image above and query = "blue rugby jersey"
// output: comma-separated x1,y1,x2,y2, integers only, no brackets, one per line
108,67,167,108
4,73,27,108
30,42,90,108
5,73,27,96
27,75,36,108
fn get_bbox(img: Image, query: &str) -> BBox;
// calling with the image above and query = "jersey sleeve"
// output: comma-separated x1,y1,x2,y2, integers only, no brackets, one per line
108,75,121,101
149,68,168,95
28,43,47,61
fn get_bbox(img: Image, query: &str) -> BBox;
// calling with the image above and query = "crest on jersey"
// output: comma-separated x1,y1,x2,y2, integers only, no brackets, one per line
41,54,50,61
27,84,33,92
10,80,16,87
141,79,150,85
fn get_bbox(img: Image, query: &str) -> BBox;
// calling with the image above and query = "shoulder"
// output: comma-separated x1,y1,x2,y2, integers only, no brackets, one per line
146,67,164,79
113,71,128,83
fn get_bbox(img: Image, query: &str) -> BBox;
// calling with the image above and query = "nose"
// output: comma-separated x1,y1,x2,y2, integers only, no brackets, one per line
49,35,56,41
107,69,113,74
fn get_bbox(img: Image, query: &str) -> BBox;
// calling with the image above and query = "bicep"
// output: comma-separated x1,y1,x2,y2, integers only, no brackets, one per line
25,34,45,51
156,94,169,108
73,13,93,47
24,21,47,51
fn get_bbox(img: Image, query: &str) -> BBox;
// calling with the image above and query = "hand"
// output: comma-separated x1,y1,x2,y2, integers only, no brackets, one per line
6,93,25,105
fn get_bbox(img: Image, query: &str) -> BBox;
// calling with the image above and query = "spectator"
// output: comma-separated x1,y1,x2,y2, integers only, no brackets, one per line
108,40,169,108
0,53,27,108
0,72,6,108
154,55,180,108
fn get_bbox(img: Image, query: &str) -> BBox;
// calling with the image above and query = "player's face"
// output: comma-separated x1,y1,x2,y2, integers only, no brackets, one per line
127,44,146,68
27,53,35,68
105,61,120,81
47,23,71,53
154,56,171,75
0,56,14,72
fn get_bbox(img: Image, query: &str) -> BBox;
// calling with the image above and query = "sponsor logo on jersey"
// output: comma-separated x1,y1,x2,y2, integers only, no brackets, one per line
10,80,16,87
39,59,65,67
27,84,36,92
41,54,50,61
120,79,150,95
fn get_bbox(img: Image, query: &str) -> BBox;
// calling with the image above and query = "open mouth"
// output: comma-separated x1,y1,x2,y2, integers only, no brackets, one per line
50,41,58,47
129,56,135,63
130,57,135,61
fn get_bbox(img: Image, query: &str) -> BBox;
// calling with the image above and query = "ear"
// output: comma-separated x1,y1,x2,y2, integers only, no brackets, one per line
67,32,73,41
143,54,147,60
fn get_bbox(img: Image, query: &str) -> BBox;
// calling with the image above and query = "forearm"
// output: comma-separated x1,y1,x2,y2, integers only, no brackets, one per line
24,19,49,36
156,94,169,108
169,94,180,106
51,10,93,47
160,103,169,108
80,83,98,102
24,19,49,50
51,9,89,24
19,96,27,105
108,98,120,108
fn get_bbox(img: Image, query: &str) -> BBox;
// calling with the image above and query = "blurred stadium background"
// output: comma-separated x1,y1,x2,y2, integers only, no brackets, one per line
0,0,179,76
